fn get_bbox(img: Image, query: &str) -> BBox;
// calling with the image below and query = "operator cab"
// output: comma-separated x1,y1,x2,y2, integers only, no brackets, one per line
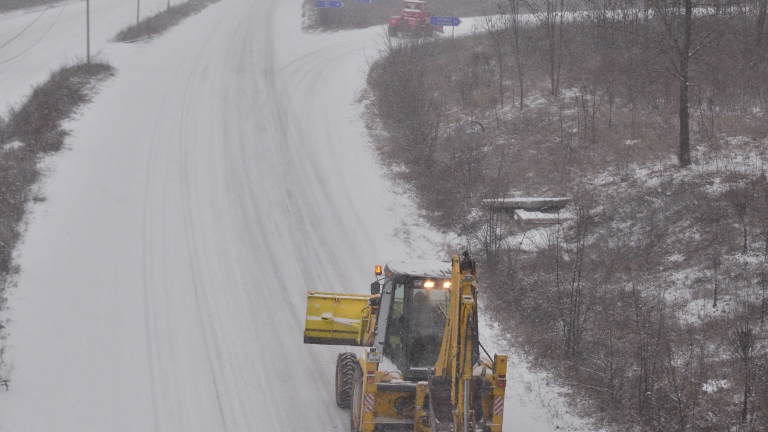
372,260,451,381
402,0,427,11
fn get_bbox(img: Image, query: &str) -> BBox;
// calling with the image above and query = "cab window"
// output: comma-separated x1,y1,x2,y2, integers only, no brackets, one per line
384,284,406,366
407,288,449,367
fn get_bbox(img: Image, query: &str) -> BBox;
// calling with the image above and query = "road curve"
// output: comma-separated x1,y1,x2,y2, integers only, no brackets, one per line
0,0,413,430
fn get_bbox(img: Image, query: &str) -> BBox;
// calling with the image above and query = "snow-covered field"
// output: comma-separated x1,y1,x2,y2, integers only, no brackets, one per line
0,1,589,431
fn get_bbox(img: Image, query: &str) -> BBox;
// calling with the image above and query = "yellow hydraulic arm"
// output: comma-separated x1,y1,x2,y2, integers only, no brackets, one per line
433,252,479,432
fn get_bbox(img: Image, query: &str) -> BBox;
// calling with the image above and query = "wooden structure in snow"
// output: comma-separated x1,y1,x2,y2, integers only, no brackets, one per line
482,197,573,230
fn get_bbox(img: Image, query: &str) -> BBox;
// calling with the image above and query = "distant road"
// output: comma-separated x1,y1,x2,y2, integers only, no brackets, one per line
0,0,181,108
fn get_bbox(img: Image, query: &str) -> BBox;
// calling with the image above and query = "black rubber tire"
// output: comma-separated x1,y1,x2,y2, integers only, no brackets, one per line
388,26,397,37
349,365,363,432
335,353,358,408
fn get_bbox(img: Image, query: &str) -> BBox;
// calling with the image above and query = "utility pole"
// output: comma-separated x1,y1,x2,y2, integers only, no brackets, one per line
136,0,140,27
86,0,90,63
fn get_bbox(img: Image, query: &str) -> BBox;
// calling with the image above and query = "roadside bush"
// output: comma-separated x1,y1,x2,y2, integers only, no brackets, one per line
4,61,113,153
0,59,114,389
113,0,220,42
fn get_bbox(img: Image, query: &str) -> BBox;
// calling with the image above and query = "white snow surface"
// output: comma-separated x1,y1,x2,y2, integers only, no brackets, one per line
385,259,451,278
0,1,591,431
479,316,597,432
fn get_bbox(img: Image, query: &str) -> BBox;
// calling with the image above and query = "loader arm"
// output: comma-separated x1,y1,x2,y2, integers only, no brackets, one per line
433,253,477,432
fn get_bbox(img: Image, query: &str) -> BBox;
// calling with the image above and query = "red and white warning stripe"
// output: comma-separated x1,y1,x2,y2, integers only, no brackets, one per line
364,394,375,413
493,397,504,417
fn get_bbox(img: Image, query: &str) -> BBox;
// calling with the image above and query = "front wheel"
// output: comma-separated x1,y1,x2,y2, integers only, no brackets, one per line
335,353,357,408
388,26,397,37
349,366,363,432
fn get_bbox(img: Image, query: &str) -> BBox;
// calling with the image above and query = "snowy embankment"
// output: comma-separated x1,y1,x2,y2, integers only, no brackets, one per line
0,0,584,431
479,312,596,432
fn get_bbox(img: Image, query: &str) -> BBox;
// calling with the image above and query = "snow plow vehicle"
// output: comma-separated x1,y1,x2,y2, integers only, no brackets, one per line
304,253,508,432
388,0,434,38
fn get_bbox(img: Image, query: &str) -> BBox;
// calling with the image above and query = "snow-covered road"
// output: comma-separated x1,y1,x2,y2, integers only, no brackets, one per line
1,0,411,430
0,0,190,107
0,1,590,431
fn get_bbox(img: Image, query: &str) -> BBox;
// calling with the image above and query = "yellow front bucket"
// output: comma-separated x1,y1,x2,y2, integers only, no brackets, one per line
304,291,370,346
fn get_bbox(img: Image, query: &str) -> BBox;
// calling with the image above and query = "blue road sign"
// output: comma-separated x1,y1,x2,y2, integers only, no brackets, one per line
355,0,371,4
430,16,462,26
316,0,343,8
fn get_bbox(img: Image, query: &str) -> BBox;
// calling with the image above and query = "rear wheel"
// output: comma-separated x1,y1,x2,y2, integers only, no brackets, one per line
349,366,363,432
335,353,358,408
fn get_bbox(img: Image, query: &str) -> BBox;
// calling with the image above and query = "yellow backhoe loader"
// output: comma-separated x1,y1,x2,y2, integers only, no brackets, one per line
304,252,507,432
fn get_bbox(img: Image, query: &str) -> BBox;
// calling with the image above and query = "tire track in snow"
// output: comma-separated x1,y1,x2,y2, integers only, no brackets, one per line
175,10,232,431
274,33,387,279
141,45,198,432
265,38,378,293
141,6,233,431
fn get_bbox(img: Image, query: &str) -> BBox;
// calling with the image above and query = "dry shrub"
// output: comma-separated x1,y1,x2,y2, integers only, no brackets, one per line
113,0,219,43
0,59,115,389
4,61,114,153
0,58,115,270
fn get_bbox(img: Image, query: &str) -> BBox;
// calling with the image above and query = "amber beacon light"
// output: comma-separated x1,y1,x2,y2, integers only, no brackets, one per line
374,265,382,276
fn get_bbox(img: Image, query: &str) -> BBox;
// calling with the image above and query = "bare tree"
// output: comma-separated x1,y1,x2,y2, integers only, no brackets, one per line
505,0,535,109
647,0,738,166
750,0,768,72
729,322,758,425
525,0,569,96
482,13,508,109
550,194,597,358
712,248,722,307
725,184,752,255
0,340,12,391
759,173,768,256
760,270,767,328
632,285,661,420
588,0,735,166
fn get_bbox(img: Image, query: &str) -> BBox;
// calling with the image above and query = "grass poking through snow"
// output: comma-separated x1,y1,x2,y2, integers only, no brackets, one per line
113,0,220,43
0,58,115,390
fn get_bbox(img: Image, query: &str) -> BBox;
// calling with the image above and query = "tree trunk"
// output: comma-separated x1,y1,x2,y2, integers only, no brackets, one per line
743,221,748,254
548,19,556,96
678,0,693,167
498,51,504,109
755,0,767,71
555,0,565,96
741,365,751,424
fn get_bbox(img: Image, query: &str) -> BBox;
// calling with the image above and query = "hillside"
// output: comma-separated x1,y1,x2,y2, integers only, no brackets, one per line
364,7,768,429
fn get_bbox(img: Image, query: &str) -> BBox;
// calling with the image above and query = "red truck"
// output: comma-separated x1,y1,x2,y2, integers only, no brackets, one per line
388,0,434,37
